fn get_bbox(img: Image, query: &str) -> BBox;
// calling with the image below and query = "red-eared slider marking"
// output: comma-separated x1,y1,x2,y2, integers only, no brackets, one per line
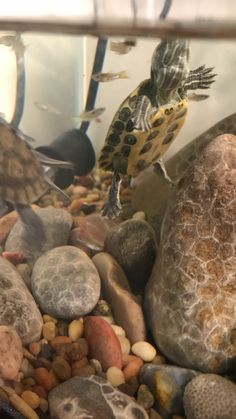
146,130,159,141
165,107,174,115
121,145,131,157
119,107,132,121
124,135,137,145
162,132,175,145
113,121,125,131
102,145,115,153
107,133,121,146
153,117,164,127
175,108,188,120
140,142,153,155
168,123,179,132
126,119,135,132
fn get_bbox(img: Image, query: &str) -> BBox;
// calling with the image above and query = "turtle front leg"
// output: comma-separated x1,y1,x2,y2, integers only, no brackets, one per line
102,171,122,219
130,95,153,131
183,65,217,92
153,158,174,186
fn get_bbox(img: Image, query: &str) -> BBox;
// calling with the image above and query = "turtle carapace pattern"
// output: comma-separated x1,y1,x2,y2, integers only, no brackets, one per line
98,39,216,219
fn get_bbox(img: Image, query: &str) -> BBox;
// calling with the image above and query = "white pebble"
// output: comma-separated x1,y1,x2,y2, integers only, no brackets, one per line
111,325,126,337
68,319,84,341
132,211,146,221
106,366,125,386
118,336,131,355
131,341,156,362
99,316,114,325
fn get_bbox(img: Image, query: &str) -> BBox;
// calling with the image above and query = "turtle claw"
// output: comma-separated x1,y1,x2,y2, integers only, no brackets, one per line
102,201,122,219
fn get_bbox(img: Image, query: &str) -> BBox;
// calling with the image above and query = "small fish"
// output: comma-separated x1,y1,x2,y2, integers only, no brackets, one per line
34,101,62,115
0,34,27,55
76,107,106,122
92,70,129,83
110,41,132,55
187,92,210,101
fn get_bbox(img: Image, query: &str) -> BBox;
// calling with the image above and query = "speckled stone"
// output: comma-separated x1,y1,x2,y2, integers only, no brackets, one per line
145,135,236,373
104,220,157,294
132,113,236,242
31,246,100,320
48,375,149,418
92,252,146,344
184,374,236,419
140,364,198,418
0,325,23,381
4,207,73,262
0,257,43,345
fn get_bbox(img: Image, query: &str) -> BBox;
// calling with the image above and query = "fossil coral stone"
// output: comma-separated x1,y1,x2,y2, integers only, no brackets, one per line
145,134,236,373
183,374,236,419
0,257,43,345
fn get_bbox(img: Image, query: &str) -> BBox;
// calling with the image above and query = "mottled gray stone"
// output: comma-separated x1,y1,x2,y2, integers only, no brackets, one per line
48,375,148,419
104,220,157,294
132,113,236,241
31,246,100,320
145,135,236,373
184,374,236,419
0,257,43,345
92,252,146,344
4,207,73,262
140,364,198,418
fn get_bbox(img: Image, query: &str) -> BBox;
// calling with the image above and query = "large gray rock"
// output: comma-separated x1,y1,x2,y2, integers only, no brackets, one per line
0,257,43,345
184,374,236,419
48,375,148,419
31,246,101,320
145,134,236,373
104,220,157,294
4,207,73,262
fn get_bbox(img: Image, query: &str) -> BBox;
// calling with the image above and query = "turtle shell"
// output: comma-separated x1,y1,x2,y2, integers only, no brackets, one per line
0,122,48,205
98,79,188,178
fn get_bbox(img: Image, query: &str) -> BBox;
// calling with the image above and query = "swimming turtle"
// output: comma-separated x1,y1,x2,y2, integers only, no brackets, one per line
0,119,73,252
98,39,216,218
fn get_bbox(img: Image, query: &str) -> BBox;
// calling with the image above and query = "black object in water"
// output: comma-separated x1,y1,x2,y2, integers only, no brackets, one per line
0,399,26,419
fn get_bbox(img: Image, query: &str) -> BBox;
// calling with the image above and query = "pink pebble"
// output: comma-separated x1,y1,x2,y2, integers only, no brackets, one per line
84,316,123,371
2,251,25,265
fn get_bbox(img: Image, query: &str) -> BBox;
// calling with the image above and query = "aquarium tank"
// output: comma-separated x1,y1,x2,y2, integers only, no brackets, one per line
0,1,235,418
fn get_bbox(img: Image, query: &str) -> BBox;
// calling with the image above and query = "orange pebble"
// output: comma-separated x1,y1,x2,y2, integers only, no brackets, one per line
32,385,47,399
34,368,54,392
48,370,60,388
28,342,41,357
50,336,72,349
68,198,84,213
71,357,88,371
122,355,143,381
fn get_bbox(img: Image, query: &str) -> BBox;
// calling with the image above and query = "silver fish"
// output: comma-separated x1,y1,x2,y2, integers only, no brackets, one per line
76,107,106,121
92,71,129,82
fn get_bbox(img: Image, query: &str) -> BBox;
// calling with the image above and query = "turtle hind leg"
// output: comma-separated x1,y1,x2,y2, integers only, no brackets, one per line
153,158,175,186
102,172,122,219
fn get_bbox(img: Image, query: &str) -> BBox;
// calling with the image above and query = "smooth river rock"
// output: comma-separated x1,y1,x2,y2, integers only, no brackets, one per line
48,375,149,419
140,364,198,418
0,257,43,345
184,374,236,419
145,134,236,373
4,207,73,262
31,246,100,320
92,252,146,344
104,219,157,294
0,326,23,381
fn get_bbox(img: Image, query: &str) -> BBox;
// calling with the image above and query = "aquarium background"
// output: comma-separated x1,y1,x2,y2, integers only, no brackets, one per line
0,33,235,161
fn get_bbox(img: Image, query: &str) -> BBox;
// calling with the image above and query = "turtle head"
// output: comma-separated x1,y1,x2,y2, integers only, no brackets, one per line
151,39,190,99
